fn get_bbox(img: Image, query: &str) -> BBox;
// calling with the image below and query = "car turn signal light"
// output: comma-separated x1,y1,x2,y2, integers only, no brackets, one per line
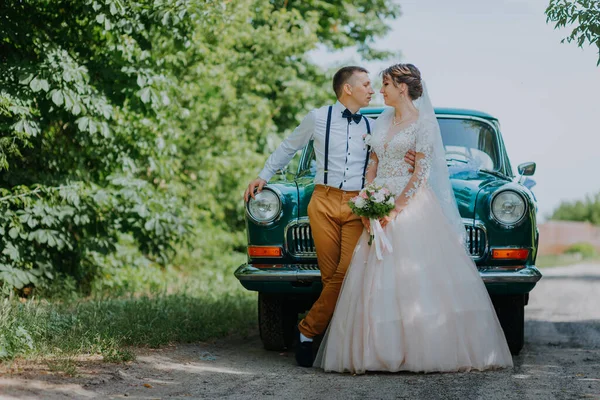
248,246,283,257
491,248,529,260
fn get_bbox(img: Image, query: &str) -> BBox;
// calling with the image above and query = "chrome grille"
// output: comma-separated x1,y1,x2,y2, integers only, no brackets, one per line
465,225,485,258
286,222,316,257
287,221,486,259
296,264,319,271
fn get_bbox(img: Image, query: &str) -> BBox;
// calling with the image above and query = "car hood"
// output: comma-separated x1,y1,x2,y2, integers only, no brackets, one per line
293,169,510,221
450,169,509,219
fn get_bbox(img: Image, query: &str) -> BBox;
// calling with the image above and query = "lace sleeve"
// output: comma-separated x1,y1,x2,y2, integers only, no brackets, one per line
395,121,435,206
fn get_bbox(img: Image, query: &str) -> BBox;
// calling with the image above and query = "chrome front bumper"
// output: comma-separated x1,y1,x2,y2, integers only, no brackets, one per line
234,264,543,284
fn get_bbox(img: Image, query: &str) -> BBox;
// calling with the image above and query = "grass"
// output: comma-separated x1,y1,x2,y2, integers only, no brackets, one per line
0,254,257,372
0,289,256,359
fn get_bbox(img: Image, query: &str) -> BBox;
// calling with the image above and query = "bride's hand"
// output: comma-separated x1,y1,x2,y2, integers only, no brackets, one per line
361,217,371,233
380,208,401,228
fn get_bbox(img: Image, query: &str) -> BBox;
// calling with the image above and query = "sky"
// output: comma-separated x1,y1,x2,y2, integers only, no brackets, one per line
309,0,600,220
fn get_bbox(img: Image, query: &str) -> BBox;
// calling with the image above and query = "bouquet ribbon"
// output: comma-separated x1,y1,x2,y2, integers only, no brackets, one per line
369,218,393,261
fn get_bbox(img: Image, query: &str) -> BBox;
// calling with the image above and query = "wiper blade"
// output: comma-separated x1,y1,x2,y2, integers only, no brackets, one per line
446,158,468,164
479,168,510,179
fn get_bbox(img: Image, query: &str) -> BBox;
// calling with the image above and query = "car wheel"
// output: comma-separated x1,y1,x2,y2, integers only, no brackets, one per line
492,294,525,355
258,293,297,351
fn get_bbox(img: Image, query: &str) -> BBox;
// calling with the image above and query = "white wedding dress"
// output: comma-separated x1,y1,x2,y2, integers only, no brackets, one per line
314,104,514,374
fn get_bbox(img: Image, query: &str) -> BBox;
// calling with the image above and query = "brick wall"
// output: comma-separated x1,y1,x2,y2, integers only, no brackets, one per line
538,220,600,255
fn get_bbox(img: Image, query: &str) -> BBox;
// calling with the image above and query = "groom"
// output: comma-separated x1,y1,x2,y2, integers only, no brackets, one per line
244,66,416,367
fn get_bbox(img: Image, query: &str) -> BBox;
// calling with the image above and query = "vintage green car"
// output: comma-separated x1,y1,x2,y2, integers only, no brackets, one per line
235,107,541,355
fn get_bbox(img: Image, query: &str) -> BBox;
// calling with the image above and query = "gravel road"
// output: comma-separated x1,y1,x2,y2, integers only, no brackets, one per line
2,263,600,400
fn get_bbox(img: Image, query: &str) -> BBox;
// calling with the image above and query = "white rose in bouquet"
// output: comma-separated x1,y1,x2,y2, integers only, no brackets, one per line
354,197,366,209
373,192,386,203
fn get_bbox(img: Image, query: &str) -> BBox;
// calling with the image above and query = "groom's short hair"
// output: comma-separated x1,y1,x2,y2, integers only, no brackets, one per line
333,66,369,98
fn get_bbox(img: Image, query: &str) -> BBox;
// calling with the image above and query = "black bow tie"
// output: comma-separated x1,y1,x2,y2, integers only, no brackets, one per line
342,108,362,124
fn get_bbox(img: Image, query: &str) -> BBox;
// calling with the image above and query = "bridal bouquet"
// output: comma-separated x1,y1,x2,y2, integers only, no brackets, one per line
348,184,395,260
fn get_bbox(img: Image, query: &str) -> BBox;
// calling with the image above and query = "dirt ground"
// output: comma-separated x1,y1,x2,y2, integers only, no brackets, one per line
1,263,600,400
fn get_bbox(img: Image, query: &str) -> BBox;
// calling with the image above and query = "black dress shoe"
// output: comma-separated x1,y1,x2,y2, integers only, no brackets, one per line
295,328,314,367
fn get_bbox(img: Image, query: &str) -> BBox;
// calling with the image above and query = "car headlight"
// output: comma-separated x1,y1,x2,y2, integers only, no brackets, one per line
247,188,282,224
491,190,527,226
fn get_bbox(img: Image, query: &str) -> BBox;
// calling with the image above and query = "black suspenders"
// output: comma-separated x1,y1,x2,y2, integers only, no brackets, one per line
323,106,333,185
323,106,371,188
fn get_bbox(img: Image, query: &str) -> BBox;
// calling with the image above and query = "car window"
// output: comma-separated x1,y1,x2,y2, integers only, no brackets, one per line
298,141,316,176
439,118,500,171
298,116,501,174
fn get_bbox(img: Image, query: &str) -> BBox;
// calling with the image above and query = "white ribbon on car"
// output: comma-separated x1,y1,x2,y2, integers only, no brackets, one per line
369,218,393,261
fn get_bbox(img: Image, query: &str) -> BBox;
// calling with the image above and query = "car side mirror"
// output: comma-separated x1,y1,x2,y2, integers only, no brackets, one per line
517,162,536,176
275,165,288,175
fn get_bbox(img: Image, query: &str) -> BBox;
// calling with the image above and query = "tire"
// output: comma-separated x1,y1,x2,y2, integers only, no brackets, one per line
258,293,297,351
492,294,525,355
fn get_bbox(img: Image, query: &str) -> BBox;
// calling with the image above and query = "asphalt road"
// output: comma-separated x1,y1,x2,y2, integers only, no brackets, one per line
1,263,600,400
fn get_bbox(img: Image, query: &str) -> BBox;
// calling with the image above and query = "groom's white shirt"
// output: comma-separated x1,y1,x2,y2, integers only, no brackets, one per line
258,101,374,191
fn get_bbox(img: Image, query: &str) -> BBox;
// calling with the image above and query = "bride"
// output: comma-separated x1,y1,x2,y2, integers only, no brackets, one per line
314,64,514,374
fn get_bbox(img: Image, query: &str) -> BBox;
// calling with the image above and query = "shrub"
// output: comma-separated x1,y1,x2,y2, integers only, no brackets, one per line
564,242,597,259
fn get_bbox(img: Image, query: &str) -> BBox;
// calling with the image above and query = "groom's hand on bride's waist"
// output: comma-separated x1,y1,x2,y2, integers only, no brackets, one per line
244,178,267,202
405,150,417,173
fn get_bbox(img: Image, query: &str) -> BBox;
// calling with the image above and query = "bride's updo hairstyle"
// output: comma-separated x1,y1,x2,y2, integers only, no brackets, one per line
382,63,423,100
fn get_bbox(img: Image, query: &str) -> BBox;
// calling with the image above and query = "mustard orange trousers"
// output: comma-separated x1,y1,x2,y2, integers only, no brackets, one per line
298,184,364,338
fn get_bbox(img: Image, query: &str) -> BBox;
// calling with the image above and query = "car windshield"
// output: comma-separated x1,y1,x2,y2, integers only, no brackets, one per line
439,118,501,172
298,116,502,175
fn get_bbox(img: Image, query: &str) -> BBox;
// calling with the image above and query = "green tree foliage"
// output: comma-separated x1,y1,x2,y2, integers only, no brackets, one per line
0,0,399,293
0,0,198,292
550,192,600,225
546,0,600,65
269,0,400,60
